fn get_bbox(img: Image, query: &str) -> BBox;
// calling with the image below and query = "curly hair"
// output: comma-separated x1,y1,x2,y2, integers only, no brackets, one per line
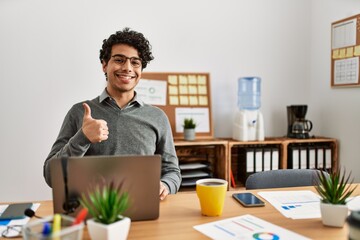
99,27,154,69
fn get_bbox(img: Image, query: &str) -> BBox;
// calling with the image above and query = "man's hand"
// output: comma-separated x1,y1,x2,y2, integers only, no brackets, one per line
82,103,109,143
160,181,169,200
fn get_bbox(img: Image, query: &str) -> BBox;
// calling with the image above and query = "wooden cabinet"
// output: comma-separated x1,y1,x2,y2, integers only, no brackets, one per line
228,137,338,189
174,139,228,191
174,137,338,191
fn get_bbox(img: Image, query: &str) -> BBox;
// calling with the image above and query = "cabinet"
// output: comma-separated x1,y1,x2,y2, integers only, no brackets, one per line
174,139,228,191
174,137,338,191
228,137,338,189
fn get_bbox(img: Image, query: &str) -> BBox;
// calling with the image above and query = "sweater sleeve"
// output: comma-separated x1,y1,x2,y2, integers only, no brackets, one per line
156,112,182,194
43,105,91,187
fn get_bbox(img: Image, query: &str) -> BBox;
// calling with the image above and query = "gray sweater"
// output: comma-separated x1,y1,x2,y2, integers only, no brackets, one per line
44,90,181,194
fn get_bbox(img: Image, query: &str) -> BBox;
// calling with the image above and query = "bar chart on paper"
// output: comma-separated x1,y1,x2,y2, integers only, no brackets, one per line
194,214,310,240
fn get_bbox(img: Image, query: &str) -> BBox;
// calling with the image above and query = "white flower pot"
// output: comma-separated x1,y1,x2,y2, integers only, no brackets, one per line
87,217,131,240
184,128,196,141
320,202,349,227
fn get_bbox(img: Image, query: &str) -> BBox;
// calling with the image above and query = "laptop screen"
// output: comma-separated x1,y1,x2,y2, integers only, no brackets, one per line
50,155,161,221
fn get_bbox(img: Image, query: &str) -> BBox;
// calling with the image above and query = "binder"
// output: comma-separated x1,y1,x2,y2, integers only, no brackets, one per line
309,147,316,169
272,149,279,170
317,148,324,169
264,150,271,171
300,148,307,169
255,149,263,172
246,150,255,173
292,147,299,169
325,148,332,169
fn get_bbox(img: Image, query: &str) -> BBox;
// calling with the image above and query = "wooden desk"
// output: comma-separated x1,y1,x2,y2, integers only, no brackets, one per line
16,185,359,239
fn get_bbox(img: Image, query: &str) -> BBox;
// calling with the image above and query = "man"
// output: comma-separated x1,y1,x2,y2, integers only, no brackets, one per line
43,28,181,200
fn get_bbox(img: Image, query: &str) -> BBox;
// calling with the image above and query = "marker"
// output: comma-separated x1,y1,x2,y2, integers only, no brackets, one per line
41,222,51,237
52,214,61,239
72,208,88,225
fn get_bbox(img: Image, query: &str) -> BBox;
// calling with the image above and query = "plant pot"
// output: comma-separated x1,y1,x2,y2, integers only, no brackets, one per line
320,202,349,227
87,217,131,240
184,128,196,141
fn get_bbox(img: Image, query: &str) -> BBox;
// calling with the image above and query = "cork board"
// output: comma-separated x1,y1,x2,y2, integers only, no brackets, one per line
331,13,360,87
136,72,214,139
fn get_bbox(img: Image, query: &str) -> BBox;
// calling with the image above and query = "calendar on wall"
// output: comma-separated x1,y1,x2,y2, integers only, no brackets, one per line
331,13,360,87
135,72,214,139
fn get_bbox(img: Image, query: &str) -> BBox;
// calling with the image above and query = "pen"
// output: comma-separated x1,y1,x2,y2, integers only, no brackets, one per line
72,208,88,225
52,214,61,239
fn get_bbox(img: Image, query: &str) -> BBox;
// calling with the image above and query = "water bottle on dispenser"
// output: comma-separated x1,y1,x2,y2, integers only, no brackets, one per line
233,77,265,141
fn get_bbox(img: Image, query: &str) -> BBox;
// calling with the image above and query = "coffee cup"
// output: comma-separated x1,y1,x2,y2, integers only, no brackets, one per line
196,178,228,216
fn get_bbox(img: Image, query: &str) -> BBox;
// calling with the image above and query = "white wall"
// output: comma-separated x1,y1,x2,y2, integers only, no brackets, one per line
309,0,360,182
0,0,358,202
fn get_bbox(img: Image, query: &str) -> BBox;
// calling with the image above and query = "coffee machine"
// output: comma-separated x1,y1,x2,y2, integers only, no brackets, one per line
287,105,313,139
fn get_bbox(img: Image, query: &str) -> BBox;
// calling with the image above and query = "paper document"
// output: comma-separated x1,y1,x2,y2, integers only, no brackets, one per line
194,214,310,240
0,203,40,237
258,191,321,219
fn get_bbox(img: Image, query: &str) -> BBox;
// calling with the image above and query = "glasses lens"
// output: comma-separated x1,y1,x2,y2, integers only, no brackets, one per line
130,58,142,68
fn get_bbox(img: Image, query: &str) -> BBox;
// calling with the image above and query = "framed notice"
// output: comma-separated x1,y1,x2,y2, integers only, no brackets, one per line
331,13,360,87
136,72,214,139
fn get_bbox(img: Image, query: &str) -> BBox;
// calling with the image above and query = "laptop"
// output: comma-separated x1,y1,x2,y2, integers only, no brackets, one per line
50,155,161,221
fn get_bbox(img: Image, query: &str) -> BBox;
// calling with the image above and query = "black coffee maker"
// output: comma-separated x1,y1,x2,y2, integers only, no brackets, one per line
287,105,313,139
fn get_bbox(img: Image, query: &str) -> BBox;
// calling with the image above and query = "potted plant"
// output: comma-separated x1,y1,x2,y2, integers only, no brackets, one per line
80,178,130,240
314,168,357,227
183,118,196,141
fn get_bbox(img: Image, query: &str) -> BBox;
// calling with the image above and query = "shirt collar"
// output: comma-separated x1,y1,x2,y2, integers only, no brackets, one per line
99,88,144,107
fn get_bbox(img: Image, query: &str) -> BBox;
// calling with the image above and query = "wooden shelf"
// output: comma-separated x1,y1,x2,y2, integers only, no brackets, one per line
174,136,338,191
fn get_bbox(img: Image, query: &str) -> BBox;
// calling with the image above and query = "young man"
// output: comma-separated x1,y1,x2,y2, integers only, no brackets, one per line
43,28,181,200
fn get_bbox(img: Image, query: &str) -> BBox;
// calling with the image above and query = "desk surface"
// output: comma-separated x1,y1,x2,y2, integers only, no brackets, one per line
23,185,360,239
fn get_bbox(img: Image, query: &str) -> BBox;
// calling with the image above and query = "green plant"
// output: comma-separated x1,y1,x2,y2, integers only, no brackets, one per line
183,118,196,129
80,178,129,225
314,168,357,205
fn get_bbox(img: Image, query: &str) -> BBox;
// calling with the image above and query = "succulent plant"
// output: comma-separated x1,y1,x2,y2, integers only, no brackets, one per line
183,118,196,129
80,178,129,224
314,168,357,205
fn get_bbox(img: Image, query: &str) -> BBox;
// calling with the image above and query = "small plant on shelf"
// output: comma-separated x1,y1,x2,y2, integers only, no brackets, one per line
80,178,129,225
183,118,196,129
314,168,357,205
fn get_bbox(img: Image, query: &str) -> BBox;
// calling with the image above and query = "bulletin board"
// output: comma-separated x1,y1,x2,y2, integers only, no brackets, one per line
331,13,360,87
136,72,214,139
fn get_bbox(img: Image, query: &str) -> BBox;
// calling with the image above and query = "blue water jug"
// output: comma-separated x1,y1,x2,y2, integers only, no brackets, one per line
237,77,261,110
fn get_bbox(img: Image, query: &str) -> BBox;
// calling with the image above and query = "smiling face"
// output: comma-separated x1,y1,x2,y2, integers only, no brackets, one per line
102,44,142,98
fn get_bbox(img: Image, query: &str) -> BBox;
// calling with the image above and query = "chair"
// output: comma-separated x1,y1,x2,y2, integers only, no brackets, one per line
245,169,326,190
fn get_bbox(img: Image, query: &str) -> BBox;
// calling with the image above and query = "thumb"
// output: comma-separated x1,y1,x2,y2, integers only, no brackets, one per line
83,103,92,120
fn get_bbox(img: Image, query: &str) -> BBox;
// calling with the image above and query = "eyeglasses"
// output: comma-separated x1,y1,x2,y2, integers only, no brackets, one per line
1,225,22,238
111,54,142,68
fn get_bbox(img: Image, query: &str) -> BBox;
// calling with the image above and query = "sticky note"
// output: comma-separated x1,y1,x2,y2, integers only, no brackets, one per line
168,75,178,85
198,86,207,95
189,96,198,105
179,85,188,94
188,75,197,84
169,96,179,105
169,86,178,95
197,75,207,85
188,86,198,94
346,47,354,58
179,75,188,84
180,96,189,105
199,96,208,106
354,45,360,56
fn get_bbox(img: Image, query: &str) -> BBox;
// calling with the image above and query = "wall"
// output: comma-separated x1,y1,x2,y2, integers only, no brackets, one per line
309,0,360,182
0,0,358,202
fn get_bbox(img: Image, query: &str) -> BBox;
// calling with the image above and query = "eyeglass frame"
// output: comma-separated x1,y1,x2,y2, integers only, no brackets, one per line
111,54,142,68
1,225,23,238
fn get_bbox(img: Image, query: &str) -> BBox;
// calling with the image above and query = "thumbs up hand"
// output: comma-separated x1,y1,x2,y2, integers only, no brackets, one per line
82,103,109,143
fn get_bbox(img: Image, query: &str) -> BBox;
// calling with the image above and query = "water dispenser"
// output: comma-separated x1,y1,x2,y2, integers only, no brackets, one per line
232,77,265,141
